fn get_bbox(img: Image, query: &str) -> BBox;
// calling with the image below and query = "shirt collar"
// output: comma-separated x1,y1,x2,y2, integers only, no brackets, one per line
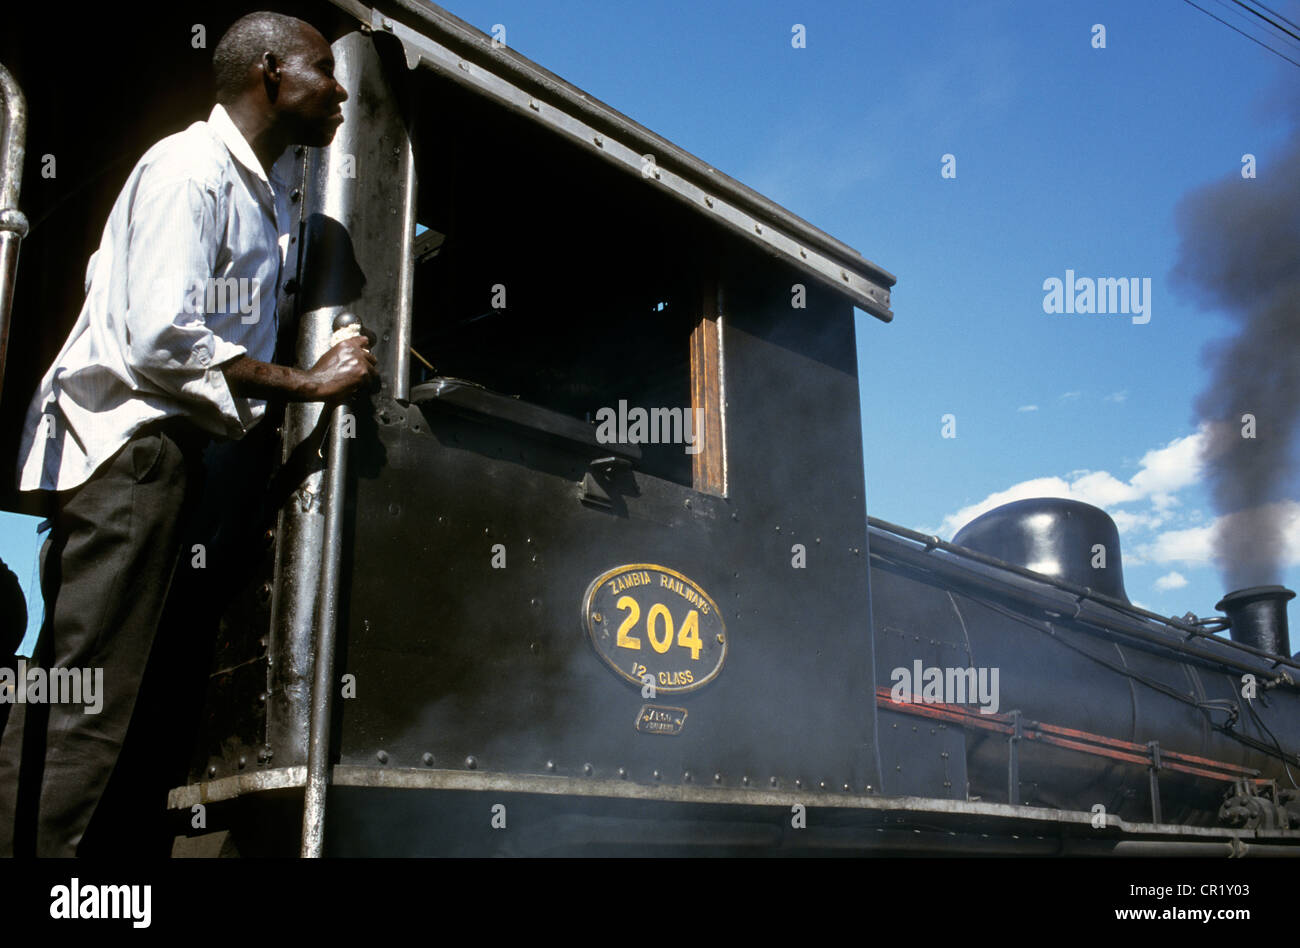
207,103,273,187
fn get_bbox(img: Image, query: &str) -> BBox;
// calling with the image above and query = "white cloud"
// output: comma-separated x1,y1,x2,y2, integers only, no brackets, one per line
934,428,1209,539
1137,500,1300,569
934,476,1073,538
1139,524,1215,566
1129,430,1204,497
1110,510,1164,534
1059,391,1082,400
1154,571,1189,591
1104,391,1128,403
1017,405,1038,413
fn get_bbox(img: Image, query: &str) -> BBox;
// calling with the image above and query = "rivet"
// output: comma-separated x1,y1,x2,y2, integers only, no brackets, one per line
683,771,692,782
742,776,750,786
843,783,850,792
754,223,762,234
769,776,778,787
583,763,593,776
422,753,434,766
290,189,301,202
819,781,827,790
546,760,556,771
652,770,661,780
794,779,802,789
529,98,540,111
465,756,477,769
258,692,267,704
714,773,722,784
684,498,692,508
208,765,217,778
294,145,305,157
941,751,949,759
593,134,604,147
705,196,714,208
376,750,388,764
866,785,874,792
896,764,902,771
382,17,394,30
618,767,627,779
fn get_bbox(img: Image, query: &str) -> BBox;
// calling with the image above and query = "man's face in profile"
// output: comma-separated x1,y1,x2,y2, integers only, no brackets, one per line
274,27,348,147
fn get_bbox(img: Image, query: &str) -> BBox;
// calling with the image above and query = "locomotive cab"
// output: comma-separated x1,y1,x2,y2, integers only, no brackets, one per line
167,0,899,856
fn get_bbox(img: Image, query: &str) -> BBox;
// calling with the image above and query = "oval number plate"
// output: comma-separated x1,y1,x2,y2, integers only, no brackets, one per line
583,564,727,694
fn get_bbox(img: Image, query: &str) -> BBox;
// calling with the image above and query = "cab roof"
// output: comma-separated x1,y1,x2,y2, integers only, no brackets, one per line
328,0,895,321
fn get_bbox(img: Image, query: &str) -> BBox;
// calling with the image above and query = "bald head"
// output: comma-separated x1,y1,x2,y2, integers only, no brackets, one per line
213,12,320,104
211,12,347,165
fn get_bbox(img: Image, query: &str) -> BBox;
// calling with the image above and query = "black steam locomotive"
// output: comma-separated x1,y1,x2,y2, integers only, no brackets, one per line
1,0,1296,857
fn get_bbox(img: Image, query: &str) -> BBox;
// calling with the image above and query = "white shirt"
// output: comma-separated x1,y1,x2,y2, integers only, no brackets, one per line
16,104,294,492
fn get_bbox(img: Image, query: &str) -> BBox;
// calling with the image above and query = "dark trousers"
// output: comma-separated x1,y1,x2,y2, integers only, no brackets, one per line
0,420,207,857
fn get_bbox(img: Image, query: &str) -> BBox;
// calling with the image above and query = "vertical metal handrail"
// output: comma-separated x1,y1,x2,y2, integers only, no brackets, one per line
0,62,29,402
300,312,361,858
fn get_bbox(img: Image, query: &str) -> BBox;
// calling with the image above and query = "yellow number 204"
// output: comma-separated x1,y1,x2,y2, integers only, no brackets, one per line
614,597,702,660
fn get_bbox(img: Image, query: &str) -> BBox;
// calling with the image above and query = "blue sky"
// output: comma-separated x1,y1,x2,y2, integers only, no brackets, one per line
3,0,1298,645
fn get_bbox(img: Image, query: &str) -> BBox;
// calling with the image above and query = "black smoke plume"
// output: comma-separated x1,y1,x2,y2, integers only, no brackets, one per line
1171,128,1300,591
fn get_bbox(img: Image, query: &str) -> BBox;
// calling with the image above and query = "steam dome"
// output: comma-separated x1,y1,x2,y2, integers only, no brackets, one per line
951,497,1129,602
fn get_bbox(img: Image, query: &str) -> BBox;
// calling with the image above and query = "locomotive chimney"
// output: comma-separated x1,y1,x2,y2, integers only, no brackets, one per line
1215,586,1295,657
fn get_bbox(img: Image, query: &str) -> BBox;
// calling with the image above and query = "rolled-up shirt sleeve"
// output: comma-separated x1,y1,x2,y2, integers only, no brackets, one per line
124,176,250,433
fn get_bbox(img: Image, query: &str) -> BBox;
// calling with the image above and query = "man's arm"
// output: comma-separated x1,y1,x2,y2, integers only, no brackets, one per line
222,334,378,402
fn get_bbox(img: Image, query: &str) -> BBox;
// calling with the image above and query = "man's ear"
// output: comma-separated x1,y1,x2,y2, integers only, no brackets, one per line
261,51,282,100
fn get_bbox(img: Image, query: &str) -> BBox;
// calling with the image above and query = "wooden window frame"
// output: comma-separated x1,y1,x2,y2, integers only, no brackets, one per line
690,277,727,496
